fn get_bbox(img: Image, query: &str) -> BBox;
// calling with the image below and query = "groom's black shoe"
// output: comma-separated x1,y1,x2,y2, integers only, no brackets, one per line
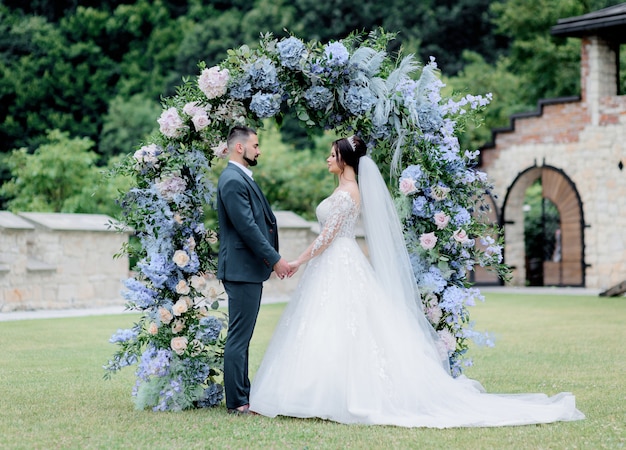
228,404,253,415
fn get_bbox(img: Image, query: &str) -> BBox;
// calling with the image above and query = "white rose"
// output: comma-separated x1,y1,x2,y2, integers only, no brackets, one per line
419,232,438,250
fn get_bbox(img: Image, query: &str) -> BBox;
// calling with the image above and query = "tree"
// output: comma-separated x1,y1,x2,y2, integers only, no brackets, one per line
99,94,161,159
0,129,129,214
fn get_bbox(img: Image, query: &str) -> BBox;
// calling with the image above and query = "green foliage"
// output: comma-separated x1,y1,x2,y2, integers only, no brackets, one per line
99,94,162,159
0,129,131,214
253,123,337,220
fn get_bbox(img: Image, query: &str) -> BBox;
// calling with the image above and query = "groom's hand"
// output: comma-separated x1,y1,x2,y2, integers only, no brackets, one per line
273,258,291,279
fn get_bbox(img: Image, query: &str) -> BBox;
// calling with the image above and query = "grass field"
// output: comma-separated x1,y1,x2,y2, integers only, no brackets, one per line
0,292,624,449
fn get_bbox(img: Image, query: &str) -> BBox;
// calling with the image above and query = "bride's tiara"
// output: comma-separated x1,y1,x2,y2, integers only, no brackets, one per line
346,135,357,151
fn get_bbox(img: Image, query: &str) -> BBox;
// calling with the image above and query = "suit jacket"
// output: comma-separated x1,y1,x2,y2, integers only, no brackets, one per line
217,163,280,283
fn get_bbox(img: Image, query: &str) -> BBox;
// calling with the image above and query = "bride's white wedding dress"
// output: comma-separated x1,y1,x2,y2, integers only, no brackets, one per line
250,161,584,428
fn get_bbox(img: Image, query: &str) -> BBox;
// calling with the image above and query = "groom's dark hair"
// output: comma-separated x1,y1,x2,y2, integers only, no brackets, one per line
227,125,256,150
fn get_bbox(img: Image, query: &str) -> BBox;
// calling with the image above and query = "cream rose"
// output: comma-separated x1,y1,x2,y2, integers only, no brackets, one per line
148,322,159,335
158,307,173,325
170,336,188,355
175,279,190,295
172,298,189,316
171,318,185,334
173,250,190,268
190,275,207,291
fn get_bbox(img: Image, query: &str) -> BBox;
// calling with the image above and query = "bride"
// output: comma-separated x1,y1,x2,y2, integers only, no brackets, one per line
249,135,584,427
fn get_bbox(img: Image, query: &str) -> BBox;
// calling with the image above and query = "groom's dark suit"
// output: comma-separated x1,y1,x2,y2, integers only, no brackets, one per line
217,162,281,410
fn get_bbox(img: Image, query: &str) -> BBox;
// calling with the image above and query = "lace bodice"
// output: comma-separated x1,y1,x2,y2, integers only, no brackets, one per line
310,190,360,257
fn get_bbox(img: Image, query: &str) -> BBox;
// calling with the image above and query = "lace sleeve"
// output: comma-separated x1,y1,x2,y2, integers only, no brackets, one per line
297,191,356,265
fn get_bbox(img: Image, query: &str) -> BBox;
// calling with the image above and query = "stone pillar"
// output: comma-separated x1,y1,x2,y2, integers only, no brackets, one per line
581,36,619,125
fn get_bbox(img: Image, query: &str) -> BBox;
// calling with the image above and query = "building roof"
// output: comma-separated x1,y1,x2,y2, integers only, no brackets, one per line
551,3,626,42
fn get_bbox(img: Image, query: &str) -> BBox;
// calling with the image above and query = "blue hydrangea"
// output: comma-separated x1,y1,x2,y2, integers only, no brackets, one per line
401,164,424,183
417,104,444,133
452,206,471,226
197,316,223,344
303,85,333,110
343,84,376,116
136,345,172,381
196,383,224,408
277,36,307,70
250,92,281,118
228,74,252,100
323,41,349,67
417,266,448,294
247,57,279,92
411,196,429,218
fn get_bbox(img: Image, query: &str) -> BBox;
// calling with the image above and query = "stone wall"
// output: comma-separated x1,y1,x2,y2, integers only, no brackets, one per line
0,210,367,311
0,212,130,312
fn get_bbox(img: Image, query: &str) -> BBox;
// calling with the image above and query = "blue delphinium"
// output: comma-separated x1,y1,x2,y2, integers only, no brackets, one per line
122,278,159,309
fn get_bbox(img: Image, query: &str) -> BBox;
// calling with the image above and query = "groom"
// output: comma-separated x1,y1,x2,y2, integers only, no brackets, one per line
217,125,292,415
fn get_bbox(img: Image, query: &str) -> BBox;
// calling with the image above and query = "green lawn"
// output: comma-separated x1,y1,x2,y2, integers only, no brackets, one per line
1,293,624,449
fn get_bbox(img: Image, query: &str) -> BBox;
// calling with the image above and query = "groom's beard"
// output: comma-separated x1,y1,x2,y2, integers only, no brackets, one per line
243,150,258,167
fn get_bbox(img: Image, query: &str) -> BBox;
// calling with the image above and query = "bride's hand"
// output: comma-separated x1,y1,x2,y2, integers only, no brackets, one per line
287,260,300,277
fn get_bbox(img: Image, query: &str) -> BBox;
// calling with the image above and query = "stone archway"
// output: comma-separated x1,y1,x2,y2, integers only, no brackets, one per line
502,165,585,287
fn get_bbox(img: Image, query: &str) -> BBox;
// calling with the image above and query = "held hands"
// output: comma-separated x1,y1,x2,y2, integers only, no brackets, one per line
273,258,296,279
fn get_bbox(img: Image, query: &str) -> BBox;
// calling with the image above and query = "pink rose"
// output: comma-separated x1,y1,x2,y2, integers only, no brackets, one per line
170,336,188,355
198,66,230,99
437,329,457,353
191,113,210,131
426,306,443,325
182,101,204,117
211,141,229,159
399,177,418,196
157,107,185,138
148,322,159,335
156,175,187,201
433,211,450,230
453,228,469,244
419,232,438,250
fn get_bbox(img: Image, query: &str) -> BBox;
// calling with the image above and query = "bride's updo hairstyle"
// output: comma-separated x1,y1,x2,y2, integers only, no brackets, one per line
334,135,367,174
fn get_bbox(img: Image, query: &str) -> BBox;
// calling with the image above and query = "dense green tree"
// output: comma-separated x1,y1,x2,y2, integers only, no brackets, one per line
99,94,161,159
0,129,130,214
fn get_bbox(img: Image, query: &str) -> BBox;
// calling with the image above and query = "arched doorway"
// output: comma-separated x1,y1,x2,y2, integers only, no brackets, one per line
502,165,586,287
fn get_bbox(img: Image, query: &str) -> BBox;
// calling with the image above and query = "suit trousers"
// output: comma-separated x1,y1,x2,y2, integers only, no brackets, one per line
223,280,264,409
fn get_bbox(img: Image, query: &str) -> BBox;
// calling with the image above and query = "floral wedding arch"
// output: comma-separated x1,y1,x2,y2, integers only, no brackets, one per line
105,30,509,411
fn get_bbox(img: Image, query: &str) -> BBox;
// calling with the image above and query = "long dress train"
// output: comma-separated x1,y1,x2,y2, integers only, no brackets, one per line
249,188,584,428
